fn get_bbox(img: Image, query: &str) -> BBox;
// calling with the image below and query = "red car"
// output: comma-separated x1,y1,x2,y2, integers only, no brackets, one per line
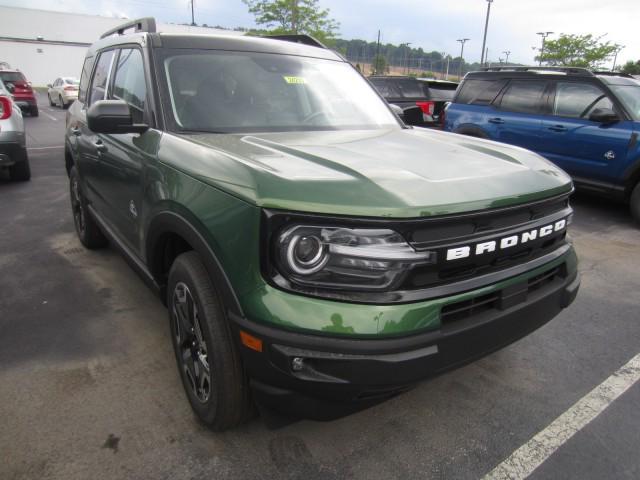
0,69,38,117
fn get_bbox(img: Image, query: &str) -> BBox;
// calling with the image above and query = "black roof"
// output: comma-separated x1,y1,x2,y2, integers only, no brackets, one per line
88,18,341,61
466,66,634,83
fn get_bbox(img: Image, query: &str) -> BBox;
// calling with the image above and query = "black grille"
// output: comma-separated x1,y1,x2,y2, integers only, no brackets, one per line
440,265,563,324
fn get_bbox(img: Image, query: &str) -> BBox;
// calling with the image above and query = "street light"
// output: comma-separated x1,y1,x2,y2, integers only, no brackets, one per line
480,0,494,66
502,50,511,64
457,38,470,79
536,31,553,66
612,45,624,71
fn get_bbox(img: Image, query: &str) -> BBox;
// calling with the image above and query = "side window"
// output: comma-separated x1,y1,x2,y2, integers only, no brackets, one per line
111,49,147,123
553,82,614,119
89,50,115,105
499,81,547,114
456,79,506,105
78,56,94,103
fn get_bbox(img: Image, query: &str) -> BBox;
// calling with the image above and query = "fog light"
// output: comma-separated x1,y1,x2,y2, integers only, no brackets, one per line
292,357,304,371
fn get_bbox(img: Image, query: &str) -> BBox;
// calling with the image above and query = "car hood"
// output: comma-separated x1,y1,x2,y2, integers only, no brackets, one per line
160,128,572,218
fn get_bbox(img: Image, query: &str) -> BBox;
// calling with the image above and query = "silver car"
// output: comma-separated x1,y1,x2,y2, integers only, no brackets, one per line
0,78,30,181
47,77,79,109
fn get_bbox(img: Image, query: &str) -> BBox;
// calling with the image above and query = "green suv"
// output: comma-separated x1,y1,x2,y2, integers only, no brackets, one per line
65,19,580,430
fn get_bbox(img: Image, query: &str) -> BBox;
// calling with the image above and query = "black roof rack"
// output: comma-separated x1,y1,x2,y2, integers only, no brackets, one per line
480,66,594,76
592,71,634,78
100,17,157,39
264,34,326,49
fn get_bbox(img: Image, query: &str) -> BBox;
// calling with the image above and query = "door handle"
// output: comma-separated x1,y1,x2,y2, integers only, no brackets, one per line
71,126,81,136
93,140,107,153
488,117,505,124
548,125,568,132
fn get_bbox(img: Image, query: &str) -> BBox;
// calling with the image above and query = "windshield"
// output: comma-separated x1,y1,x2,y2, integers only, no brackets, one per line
161,50,399,133
610,85,640,121
0,71,26,84
64,77,80,85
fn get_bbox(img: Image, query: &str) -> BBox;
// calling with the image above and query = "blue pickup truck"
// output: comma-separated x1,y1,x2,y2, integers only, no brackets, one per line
444,67,640,223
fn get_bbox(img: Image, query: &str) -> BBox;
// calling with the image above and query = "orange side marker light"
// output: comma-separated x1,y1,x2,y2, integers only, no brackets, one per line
240,330,263,352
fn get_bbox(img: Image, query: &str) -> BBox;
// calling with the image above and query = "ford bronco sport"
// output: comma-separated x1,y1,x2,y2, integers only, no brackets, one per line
65,19,580,430
444,67,640,223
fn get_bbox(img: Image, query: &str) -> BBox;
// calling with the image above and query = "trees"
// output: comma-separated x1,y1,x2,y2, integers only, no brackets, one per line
371,55,388,75
242,0,339,43
620,60,640,75
536,34,620,69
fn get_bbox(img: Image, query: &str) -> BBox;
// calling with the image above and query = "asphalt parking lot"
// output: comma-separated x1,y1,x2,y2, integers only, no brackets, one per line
1,94,639,480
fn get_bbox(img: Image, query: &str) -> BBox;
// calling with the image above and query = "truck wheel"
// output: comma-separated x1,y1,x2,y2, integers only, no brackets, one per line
168,251,253,431
69,166,108,249
9,157,31,181
630,182,640,225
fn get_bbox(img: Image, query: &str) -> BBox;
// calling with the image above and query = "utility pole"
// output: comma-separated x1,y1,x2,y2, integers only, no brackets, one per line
445,56,450,80
612,46,624,71
375,30,381,74
503,50,511,64
457,38,469,80
536,31,553,66
441,51,446,79
190,0,195,26
401,42,411,75
480,0,494,65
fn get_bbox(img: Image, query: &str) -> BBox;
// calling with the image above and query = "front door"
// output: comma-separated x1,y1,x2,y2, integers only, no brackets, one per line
91,47,155,256
538,81,633,183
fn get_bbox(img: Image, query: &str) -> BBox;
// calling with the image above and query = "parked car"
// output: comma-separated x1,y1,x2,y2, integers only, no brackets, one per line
369,75,457,127
444,67,640,223
0,68,37,117
66,18,579,430
47,77,80,108
0,78,30,181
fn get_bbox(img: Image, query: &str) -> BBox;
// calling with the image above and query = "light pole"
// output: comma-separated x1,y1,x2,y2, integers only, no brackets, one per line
612,46,624,71
536,31,553,66
480,0,494,66
400,42,412,75
503,50,511,64
457,38,469,79
441,51,447,79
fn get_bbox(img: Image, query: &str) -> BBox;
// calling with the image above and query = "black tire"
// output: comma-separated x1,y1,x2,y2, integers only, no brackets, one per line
168,251,253,431
69,166,108,249
48,93,55,107
9,156,31,181
630,182,640,225
30,105,39,117
59,95,67,109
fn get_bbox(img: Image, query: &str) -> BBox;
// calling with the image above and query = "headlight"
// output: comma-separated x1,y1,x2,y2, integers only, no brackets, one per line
275,225,434,291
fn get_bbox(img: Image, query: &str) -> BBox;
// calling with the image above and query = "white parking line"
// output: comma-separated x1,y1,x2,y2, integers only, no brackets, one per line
40,110,58,121
483,353,640,480
28,145,64,150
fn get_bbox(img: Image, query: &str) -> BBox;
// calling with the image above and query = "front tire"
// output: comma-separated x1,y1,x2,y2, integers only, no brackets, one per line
69,166,108,249
9,156,31,181
630,182,640,225
168,251,252,431
48,93,55,107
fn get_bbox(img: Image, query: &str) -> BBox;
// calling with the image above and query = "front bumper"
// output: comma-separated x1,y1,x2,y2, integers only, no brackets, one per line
231,251,579,420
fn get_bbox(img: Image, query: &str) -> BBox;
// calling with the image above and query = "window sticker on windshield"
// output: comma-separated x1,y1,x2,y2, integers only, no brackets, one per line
283,76,306,84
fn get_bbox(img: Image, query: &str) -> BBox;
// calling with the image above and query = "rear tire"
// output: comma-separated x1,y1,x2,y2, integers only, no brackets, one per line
69,166,108,249
168,251,253,431
59,95,66,109
30,105,39,117
630,182,640,225
9,155,31,181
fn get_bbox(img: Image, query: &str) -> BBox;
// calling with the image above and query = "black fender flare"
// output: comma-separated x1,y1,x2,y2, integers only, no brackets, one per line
145,209,244,317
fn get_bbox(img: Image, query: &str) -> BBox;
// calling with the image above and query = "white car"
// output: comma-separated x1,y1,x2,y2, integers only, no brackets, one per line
0,78,29,180
47,77,79,109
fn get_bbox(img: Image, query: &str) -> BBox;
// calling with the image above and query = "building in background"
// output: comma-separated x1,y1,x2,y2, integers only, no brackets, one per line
0,6,241,86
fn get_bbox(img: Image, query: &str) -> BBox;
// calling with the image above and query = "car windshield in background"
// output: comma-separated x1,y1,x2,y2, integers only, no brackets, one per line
64,78,80,85
0,71,26,83
609,85,640,121
161,50,399,133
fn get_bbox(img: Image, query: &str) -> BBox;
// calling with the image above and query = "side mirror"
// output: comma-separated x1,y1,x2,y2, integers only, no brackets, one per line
589,108,619,124
87,100,148,134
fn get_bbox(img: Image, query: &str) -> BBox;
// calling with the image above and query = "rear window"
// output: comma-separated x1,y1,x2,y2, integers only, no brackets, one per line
370,78,426,99
0,71,26,84
455,79,506,105
369,79,400,99
498,81,547,114
427,86,457,101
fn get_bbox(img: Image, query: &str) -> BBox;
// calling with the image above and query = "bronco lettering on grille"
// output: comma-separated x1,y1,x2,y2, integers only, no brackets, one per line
446,218,567,261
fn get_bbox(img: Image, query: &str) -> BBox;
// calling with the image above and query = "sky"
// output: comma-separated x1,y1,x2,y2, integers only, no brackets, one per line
1,0,638,67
